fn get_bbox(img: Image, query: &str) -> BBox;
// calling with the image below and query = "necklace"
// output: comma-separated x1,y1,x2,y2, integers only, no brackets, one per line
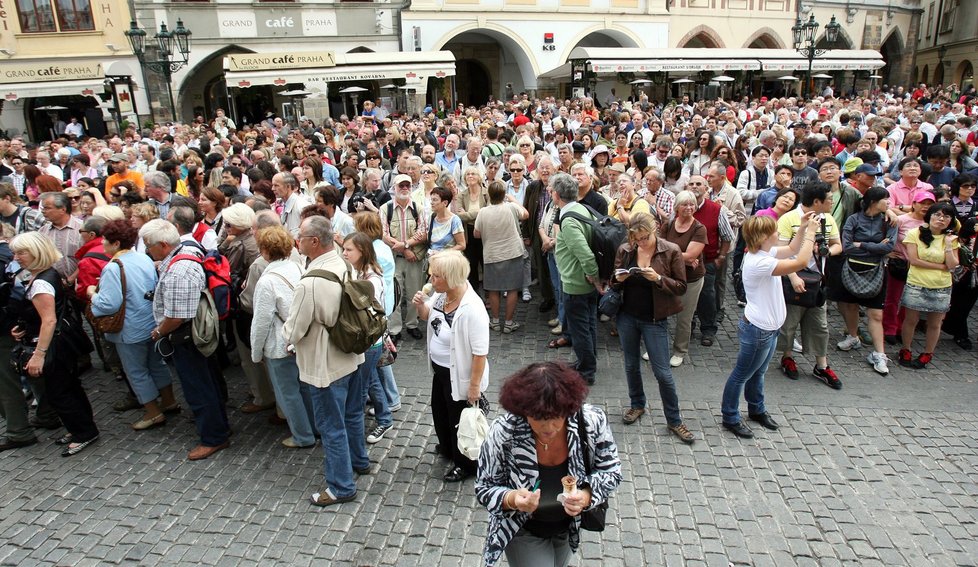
534,435,550,451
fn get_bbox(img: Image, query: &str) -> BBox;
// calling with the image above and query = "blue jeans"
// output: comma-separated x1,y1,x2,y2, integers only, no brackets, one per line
377,364,401,408
721,319,779,425
696,262,718,337
547,253,566,334
616,312,682,426
167,341,229,447
114,339,172,405
360,344,391,427
564,290,598,381
265,356,316,446
304,370,370,498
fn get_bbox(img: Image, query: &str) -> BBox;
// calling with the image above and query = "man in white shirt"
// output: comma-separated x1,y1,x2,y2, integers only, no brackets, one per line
35,151,63,179
64,118,84,139
453,137,486,183
273,171,312,238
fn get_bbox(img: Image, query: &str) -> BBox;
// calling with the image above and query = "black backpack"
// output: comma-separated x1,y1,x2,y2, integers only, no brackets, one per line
562,203,627,281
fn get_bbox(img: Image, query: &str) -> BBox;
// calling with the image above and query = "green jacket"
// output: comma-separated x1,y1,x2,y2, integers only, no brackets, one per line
555,201,599,295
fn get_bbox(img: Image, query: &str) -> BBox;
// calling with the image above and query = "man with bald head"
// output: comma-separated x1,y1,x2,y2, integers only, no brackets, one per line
453,137,485,182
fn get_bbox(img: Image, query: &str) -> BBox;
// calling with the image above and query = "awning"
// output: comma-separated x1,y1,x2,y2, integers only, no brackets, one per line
590,59,761,73
1,79,105,101
544,47,886,81
226,62,455,90
223,50,456,91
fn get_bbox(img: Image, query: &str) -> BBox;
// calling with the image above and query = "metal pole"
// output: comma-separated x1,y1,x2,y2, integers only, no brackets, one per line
164,66,177,122
806,49,814,100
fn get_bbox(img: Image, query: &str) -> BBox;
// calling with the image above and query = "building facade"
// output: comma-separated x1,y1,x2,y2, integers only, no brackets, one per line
912,0,975,90
128,0,453,125
402,0,922,103
0,0,142,141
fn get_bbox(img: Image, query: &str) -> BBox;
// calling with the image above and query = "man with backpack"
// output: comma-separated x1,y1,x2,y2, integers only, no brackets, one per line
141,219,231,461
552,172,603,385
0,183,43,234
380,174,428,340
284,216,370,507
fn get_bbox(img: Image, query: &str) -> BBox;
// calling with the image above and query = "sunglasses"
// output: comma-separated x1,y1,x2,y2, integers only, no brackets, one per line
510,168,524,173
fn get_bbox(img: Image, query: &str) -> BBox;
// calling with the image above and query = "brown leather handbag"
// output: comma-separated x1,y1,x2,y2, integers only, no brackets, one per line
85,259,127,334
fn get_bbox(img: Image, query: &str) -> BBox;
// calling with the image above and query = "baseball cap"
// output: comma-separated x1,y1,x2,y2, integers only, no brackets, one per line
108,153,128,163
842,157,864,174
818,109,829,117
789,121,808,129
912,191,936,203
759,96,768,102
852,164,877,176
571,141,586,153
393,173,412,186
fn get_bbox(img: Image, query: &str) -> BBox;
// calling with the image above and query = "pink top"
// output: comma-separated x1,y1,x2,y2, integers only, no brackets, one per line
892,214,927,260
756,207,780,220
887,179,934,207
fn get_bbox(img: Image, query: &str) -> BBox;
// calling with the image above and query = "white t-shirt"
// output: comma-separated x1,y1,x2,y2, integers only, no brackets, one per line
428,304,455,368
742,249,785,331
27,278,55,299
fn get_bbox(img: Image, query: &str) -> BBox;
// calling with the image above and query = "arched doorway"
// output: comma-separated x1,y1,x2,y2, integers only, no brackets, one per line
935,63,945,86
678,27,723,49
878,31,905,86
745,30,784,49
921,65,930,84
957,60,974,90
454,60,491,107
177,45,255,124
439,29,536,105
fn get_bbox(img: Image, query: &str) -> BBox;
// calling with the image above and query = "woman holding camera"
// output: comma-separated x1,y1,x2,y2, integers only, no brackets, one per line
10,232,99,456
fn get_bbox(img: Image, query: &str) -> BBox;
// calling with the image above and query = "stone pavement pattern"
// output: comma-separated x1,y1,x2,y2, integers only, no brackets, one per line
1,294,978,567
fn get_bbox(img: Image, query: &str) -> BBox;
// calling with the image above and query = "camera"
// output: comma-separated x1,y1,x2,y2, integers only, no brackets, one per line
144,290,155,301
814,216,830,257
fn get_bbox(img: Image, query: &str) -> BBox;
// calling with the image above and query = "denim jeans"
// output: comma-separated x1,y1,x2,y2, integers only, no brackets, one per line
360,344,392,427
265,356,316,447
546,253,566,334
377,364,401,408
114,339,172,405
564,291,598,381
304,370,370,499
167,341,230,447
721,319,779,425
616,312,682,426
696,262,718,337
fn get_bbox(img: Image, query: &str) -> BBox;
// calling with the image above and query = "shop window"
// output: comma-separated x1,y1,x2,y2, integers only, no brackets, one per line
16,0,93,32
55,0,94,30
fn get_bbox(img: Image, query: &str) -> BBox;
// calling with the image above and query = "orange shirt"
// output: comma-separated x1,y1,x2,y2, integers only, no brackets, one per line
104,170,145,200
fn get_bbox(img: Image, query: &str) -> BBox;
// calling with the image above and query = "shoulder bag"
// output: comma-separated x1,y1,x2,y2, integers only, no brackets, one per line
841,257,885,298
85,259,127,334
781,258,825,308
577,409,610,532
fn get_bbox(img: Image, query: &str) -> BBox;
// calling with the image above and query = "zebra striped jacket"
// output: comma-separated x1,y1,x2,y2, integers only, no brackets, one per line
475,404,623,566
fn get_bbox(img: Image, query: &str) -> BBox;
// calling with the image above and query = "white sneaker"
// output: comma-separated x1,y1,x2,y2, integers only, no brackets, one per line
837,335,862,351
547,318,560,327
670,355,684,367
551,325,562,335
792,338,803,353
867,351,889,375
641,352,649,361
521,289,532,302
600,314,611,322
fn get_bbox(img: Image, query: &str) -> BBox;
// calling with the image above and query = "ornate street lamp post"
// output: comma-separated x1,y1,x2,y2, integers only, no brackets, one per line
125,19,192,121
791,14,841,99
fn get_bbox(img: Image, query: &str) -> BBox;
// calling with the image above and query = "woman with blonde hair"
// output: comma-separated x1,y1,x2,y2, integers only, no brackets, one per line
10,232,98,456
516,135,537,176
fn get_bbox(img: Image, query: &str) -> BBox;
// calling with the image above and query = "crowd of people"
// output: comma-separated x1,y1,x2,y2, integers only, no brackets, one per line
1,79,977,566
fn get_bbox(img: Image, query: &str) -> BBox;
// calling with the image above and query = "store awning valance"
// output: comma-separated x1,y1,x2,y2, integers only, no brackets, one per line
1,79,105,101
540,47,885,81
224,50,456,91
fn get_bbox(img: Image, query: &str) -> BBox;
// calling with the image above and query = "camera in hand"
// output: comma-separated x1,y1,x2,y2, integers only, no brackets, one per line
814,216,830,257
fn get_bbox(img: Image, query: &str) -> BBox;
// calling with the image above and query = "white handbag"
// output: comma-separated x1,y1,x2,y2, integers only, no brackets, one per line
456,406,489,460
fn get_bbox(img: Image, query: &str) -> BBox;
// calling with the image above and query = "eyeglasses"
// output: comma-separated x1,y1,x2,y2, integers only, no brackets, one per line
510,168,524,173
422,170,435,174
519,144,531,148
930,212,951,219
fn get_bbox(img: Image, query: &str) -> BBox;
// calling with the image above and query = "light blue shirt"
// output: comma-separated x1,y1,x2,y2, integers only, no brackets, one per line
323,163,340,187
89,251,159,344
373,239,395,316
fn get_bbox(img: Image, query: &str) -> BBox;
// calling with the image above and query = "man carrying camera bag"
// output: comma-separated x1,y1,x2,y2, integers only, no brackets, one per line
775,182,845,390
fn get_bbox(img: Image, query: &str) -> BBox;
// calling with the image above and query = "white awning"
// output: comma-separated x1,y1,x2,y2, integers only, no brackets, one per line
761,58,885,72
226,62,455,91
1,79,105,101
589,59,761,73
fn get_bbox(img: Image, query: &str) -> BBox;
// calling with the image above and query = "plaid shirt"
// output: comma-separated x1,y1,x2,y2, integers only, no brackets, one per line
39,216,82,279
153,245,206,323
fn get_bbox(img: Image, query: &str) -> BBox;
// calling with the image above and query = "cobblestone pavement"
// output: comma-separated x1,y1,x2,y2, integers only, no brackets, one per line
2,291,978,567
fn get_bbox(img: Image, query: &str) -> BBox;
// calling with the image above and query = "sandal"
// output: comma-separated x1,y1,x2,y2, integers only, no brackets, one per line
548,337,571,349
54,433,73,446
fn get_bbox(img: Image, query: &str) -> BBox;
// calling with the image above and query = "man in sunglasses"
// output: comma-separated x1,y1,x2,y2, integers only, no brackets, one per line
788,144,819,191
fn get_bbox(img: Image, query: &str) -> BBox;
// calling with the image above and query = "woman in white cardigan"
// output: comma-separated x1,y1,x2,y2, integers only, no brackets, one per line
251,225,316,449
412,249,490,482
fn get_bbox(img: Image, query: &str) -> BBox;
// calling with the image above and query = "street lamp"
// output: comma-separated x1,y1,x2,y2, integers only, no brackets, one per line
792,14,840,99
125,19,193,121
